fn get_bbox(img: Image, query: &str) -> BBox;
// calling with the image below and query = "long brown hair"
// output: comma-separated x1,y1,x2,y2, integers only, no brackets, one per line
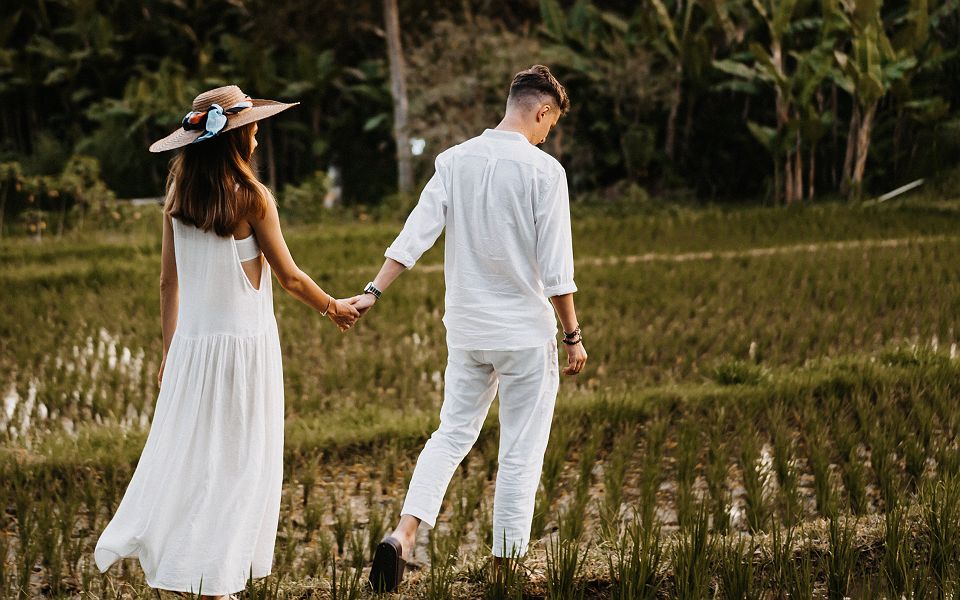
164,123,272,236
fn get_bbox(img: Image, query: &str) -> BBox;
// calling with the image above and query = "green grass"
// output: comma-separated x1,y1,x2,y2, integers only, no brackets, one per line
3,198,960,597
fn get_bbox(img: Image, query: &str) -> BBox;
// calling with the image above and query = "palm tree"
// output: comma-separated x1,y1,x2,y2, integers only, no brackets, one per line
645,0,738,161
828,0,931,198
714,0,834,204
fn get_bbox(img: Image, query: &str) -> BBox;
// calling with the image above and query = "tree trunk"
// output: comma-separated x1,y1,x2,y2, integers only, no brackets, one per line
784,151,794,205
384,0,413,196
665,66,682,161
808,143,816,200
773,155,781,206
831,84,838,189
794,130,803,203
851,101,878,199
841,103,860,198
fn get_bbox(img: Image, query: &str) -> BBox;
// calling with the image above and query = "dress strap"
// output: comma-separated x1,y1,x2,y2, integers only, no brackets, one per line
234,234,261,262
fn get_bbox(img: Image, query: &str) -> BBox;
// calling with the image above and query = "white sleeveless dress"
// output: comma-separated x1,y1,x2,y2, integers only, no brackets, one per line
94,217,285,595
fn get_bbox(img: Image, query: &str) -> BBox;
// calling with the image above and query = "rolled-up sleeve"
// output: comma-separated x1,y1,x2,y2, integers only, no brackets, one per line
384,156,449,269
534,167,577,297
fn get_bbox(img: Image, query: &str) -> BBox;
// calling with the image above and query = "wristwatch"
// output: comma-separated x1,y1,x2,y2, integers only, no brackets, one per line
364,281,382,299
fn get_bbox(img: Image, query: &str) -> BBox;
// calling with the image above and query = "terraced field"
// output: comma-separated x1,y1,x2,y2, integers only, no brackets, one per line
2,199,960,598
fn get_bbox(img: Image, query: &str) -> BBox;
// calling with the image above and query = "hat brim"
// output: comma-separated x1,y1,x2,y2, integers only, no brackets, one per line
149,99,300,153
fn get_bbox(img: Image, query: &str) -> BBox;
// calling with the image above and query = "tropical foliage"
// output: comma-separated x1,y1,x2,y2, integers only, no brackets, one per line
0,0,957,233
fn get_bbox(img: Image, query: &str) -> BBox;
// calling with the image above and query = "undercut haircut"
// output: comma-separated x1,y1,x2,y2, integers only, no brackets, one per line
507,65,570,116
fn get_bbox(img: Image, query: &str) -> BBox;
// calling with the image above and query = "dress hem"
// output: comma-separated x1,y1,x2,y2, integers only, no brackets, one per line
96,546,272,595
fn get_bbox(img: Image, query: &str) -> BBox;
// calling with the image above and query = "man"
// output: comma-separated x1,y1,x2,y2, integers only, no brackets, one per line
350,65,587,593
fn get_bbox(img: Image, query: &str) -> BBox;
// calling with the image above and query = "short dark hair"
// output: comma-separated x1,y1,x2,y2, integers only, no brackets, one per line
508,65,570,116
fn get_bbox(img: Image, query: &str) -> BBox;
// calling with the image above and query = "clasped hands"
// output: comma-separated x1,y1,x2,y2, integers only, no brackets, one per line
326,292,377,332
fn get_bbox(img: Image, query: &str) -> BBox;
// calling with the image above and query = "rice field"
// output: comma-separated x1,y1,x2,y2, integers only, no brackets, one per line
2,198,960,598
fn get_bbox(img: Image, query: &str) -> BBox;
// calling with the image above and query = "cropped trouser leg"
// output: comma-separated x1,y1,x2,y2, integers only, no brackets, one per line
400,348,499,530
400,339,559,558
488,340,559,557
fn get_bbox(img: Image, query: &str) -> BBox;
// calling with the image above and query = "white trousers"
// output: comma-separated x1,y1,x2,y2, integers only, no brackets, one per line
401,338,560,557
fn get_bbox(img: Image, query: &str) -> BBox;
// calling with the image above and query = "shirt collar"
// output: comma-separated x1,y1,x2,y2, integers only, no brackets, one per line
482,128,529,143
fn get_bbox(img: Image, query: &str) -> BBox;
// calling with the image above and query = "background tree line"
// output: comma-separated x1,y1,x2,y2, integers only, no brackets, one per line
0,0,958,235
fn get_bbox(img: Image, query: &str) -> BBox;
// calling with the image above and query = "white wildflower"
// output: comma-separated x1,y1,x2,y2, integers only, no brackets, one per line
759,443,775,488
19,379,37,434
3,382,17,421
728,502,744,528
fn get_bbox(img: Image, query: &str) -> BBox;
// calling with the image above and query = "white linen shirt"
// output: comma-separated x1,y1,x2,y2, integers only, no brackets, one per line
384,128,577,350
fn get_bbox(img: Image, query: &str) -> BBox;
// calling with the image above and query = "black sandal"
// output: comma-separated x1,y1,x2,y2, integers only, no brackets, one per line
368,535,407,593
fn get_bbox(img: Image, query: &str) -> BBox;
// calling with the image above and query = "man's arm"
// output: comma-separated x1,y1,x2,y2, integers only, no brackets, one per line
550,293,587,375
350,258,406,315
350,156,449,315
536,167,586,375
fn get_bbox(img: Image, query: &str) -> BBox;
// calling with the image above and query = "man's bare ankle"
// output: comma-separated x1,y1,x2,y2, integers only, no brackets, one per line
389,529,415,559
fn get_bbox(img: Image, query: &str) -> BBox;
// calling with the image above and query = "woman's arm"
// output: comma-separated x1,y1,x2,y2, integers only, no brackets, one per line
250,198,359,330
158,212,179,385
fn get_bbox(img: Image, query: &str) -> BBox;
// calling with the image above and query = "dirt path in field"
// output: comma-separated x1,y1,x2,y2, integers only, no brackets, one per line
403,234,957,273
581,233,958,267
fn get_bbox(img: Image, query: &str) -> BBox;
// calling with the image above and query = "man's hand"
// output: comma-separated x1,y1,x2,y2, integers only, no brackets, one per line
562,341,587,376
347,293,378,317
327,298,360,332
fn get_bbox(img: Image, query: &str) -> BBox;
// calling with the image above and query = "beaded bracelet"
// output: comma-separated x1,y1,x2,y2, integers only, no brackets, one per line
562,325,582,345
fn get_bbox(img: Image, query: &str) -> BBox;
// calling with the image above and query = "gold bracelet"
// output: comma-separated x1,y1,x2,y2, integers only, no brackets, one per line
320,294,332,317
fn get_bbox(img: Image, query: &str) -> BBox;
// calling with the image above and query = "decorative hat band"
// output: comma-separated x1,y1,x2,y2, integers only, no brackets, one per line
181,98,254,143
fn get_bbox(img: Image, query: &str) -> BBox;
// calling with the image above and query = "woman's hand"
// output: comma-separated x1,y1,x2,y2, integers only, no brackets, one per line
327,298,360,332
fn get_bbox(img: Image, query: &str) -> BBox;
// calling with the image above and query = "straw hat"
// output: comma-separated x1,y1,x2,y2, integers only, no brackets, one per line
149,85,299,152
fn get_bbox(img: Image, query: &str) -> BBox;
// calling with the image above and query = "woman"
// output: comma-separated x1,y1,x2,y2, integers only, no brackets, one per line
94,85,359,598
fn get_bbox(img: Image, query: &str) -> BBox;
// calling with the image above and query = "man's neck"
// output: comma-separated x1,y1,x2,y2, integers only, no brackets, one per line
494,116,535,144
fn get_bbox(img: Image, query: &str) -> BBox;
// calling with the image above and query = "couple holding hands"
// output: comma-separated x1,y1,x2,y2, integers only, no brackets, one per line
93,64,586,597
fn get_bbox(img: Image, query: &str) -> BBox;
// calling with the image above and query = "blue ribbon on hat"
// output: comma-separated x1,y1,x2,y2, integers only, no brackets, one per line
181,98,253,143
